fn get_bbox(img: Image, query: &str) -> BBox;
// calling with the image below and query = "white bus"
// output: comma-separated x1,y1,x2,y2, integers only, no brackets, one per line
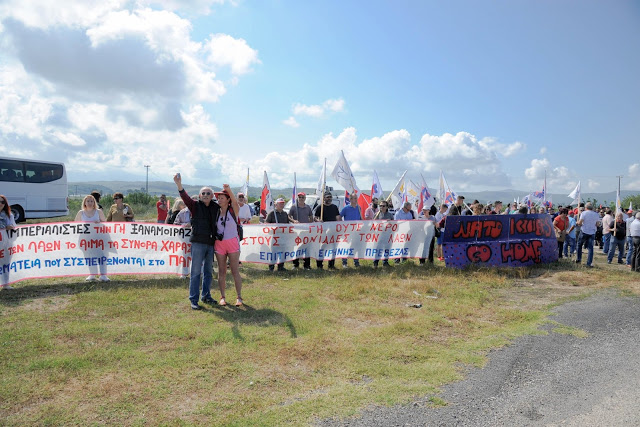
0,157,69,222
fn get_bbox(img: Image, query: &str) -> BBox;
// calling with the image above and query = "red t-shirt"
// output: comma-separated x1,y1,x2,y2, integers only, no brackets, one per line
157,200,168,221
553,215,568,231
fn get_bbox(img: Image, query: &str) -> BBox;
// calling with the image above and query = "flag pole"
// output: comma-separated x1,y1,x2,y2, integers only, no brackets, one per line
320,158,326,221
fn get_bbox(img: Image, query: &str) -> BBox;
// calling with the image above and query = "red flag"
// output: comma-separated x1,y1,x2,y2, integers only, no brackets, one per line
358,193,371,216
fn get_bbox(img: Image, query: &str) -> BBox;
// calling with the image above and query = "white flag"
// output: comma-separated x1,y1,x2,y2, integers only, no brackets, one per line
315,160,326,198
260,171,273,219
406,180,421,206
331,150,360,195
616,188,621,215
370,170,383,200
438,171,457,205
567,181,580,205
389,170,407,208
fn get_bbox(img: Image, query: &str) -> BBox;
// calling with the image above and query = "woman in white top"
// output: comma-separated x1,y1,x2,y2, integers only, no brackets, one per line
75,195,107,223
0,194,17,231
75,195,109,282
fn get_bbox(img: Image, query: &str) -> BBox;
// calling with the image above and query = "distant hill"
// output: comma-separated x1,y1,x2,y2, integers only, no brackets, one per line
69,181,639,207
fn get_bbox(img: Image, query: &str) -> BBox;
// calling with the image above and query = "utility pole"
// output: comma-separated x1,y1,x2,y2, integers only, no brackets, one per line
616,175,623,213
144,165,150,194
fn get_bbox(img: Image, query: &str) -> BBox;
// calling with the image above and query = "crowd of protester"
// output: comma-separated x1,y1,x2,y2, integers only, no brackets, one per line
2,185,640,305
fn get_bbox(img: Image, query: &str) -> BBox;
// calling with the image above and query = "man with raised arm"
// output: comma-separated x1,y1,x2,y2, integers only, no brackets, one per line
174,173,222,310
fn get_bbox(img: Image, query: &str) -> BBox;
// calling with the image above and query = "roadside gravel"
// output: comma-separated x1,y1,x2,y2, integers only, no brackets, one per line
320,289,640,426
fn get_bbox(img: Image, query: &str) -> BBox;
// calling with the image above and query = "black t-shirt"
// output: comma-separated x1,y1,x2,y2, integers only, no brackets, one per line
314,203,340,222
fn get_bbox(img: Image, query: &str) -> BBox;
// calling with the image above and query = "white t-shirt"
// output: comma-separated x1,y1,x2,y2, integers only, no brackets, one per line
601,214,612,234
579,210,600,235
237,203,252,224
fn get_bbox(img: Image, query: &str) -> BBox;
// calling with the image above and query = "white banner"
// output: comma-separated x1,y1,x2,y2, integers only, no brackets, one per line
1,220,434,285
241,220,434,264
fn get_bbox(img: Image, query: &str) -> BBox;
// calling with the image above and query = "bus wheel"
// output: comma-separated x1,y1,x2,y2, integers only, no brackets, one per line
11,205,25,223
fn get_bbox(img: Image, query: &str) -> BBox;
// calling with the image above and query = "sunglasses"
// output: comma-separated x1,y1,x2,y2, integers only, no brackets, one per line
201,191,212,196
0,200,5,204
114,197,123,199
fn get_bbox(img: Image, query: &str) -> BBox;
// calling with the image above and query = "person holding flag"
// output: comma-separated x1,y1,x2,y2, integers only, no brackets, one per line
266,198,290,272
260,171,274,223
314,192,341,270
340,192,362,268
289,192,314,269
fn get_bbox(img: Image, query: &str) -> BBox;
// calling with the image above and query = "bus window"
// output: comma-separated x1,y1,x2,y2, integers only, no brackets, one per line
0,159,24,182
25,162,64,184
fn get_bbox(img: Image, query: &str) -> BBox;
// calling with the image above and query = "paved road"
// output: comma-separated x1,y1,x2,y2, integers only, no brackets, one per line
320,291,640,426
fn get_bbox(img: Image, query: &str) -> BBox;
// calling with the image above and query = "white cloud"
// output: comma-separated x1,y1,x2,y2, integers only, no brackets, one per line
626,163,640,190
292,103,325,118
323,98,345,112
524,157,577,192
204,34,261,75
207,128,521,191
282,116,299,128
291,98,345,118
0,0,257,181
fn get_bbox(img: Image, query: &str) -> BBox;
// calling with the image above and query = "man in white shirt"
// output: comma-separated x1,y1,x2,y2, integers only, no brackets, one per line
576,202,600,268
601,208,613,254
236,192,252,224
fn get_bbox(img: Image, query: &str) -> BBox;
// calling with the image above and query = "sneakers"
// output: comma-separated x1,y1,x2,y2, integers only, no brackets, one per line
190,302,201,310
85,275,97,281
99,275,110,282
201,297,217,304
1,285,14,290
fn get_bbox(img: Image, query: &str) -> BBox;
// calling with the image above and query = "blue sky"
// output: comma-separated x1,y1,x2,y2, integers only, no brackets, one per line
1,0,639,194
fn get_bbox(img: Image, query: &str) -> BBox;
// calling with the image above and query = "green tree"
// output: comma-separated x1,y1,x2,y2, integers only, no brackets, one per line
622,194,640,211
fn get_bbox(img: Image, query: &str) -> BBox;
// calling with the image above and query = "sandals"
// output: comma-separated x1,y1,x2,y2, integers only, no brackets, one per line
218,298,227,306
235,298,244,307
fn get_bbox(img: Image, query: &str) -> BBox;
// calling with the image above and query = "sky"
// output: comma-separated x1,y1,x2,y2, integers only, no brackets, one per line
1,0,639,195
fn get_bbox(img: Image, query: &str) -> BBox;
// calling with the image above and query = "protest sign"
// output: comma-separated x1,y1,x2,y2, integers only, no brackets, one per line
442,214,558,268
1,220,435,285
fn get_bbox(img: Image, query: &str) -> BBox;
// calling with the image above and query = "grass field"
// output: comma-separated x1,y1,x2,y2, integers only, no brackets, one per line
1,252,638,425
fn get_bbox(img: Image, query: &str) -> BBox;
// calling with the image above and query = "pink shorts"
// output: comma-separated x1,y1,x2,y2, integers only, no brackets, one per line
215,238,240,255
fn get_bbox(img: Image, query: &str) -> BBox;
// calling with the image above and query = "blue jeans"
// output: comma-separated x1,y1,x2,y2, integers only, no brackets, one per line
627,236,634,265
602,233,611,254
607,236,625,263
189,242,214,304
576,233,594,266
563,235,576,257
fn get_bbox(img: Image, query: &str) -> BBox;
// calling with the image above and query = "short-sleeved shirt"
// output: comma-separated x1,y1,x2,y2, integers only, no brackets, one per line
237,203,252,224
157,200,168,221
364,206,378,220
315,204,340,222
340,205,362,221
553,215,568,231
394,209,415,220
567,216,577,238
579,210,600,235
266,210,290,224
289,204,313,223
